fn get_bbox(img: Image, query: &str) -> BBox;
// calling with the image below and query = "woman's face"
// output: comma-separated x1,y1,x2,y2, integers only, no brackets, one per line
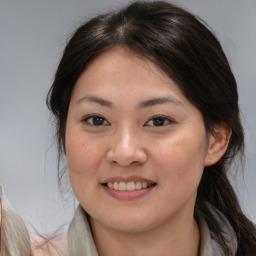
65,47,213,233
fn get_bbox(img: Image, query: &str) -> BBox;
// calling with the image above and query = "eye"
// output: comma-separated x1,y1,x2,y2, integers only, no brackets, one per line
82,114,110,126
145,115,173,127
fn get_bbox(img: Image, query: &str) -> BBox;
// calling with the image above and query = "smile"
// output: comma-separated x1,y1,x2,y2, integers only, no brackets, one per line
101,176,157,200
105,181,155,191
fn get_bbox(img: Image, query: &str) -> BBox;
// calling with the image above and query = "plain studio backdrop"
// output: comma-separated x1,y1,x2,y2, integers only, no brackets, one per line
0,0,255,234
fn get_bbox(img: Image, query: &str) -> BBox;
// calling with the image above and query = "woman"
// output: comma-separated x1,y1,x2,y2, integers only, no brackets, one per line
47,0,256,255
1,1,256,255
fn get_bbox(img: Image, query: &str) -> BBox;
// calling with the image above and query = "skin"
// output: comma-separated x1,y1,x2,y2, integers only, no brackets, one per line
65,47,230,256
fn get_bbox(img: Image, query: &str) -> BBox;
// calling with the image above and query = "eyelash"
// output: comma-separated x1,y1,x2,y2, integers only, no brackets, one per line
82,114,110,126
145,115,173,127
81,114,173,127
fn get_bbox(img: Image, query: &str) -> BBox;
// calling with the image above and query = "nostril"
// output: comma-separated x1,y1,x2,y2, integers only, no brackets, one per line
106,144,147,167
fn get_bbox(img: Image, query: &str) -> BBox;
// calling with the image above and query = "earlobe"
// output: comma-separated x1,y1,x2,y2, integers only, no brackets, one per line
204,123,232,166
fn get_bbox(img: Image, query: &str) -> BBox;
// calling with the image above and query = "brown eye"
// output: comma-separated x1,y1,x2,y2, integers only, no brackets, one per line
145,116,173,127
83,115,109,126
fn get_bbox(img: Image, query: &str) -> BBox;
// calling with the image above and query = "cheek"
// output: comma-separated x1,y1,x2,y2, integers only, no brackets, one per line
152,133,208,188
65,131,105,188
65,133,105,206
65,125,105,170
66,137,92,172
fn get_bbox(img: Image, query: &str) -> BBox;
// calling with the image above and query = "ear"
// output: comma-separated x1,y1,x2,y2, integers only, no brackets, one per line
204,123,232,166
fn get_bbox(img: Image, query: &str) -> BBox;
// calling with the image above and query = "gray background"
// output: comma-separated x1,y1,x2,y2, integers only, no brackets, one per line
0,0,255,234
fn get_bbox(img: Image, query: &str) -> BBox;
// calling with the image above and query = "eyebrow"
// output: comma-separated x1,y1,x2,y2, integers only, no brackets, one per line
76,95,113,107
138,96,182,108
76,95,182,108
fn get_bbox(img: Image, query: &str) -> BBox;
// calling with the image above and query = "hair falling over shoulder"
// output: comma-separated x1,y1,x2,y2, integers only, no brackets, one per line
46,1,256,255
0,187,67,256
0,185,31,256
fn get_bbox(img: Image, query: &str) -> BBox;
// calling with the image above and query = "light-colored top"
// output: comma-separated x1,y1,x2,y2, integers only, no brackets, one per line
67,204,237,256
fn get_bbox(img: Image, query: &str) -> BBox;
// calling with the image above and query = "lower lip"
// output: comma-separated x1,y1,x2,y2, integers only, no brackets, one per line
102,185,155,200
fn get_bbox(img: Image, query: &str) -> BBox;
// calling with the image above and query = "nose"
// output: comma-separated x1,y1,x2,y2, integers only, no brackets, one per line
106,126,147,167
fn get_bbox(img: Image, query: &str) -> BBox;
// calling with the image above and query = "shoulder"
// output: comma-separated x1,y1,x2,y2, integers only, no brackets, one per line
30,234,70,256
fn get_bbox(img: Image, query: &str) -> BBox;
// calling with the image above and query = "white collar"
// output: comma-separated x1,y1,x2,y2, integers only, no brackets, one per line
68,204,237,256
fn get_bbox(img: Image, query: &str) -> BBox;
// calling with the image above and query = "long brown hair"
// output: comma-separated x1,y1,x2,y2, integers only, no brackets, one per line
47,1,256,254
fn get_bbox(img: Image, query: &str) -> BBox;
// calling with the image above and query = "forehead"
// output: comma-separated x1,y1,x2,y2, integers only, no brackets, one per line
71,47,185,102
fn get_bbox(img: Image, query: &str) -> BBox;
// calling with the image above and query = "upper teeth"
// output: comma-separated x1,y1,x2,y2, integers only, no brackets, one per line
107,181,151,191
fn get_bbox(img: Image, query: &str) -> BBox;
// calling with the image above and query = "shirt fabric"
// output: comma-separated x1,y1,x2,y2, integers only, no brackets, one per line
67,204,237,256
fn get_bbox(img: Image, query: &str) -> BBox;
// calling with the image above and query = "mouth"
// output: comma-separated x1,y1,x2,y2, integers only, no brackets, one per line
102,181,156,191
101,176,157,200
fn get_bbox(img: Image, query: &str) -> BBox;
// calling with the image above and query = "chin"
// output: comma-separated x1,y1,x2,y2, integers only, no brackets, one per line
95,210,157,233
107,220,154,234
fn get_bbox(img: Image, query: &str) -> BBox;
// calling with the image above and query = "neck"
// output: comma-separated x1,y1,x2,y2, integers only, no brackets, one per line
90,213,200,256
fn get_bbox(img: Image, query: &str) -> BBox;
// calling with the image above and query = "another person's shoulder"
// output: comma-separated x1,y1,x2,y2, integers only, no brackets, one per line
30,234,69,256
